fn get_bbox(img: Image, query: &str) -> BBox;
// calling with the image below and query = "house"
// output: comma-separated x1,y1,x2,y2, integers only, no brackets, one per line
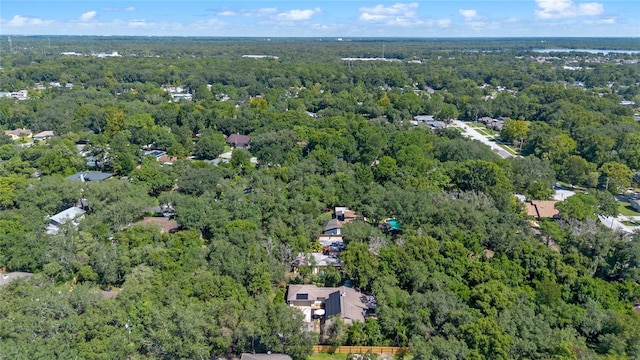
170,93,192,102
4,128,32,141
143,150,167,159
323,218,342,235
428,121,447,130
66,171,114,182
227,134,251,149
413,115,435,123
479,117,505,130
286,284,375,331
33,130,55,141
241,354,291,360
292,253,341,274
318,234,343,247
335,207,357,222
157,154,179,165
525,200,559,220
488,121,504,131
630,200,640,211
0,90,29,100
47,206,86,235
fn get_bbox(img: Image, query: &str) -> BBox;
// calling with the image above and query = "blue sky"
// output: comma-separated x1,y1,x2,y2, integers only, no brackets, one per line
1,1,638,37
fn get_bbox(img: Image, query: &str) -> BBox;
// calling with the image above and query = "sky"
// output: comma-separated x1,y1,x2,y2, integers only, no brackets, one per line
1,0,639,38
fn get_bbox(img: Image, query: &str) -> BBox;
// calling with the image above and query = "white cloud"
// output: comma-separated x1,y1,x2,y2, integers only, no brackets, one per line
359,3,419,23
192,18,226,30
358,3,452,28
534,0,604,19
6,15,55,27
128,20,149,28
584,17,616,24
80,11,97,21
8,15,28,26
459,9,478,21
277,8,321,21
102,6,135,12
436,18,452,28
242,8,277,17
218,11,236,16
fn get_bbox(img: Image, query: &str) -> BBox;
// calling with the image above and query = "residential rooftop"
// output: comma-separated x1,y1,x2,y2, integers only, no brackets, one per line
66,171,114,182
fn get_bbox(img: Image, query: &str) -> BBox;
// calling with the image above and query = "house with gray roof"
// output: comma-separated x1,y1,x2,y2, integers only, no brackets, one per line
291,253,341,275
323,218,342,235
66,171,113,182
47,206,86,235
286,284,375,332
241,354,291,360
33,131,55,141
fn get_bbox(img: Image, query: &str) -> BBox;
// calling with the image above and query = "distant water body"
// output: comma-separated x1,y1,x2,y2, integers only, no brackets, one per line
533,49,640,55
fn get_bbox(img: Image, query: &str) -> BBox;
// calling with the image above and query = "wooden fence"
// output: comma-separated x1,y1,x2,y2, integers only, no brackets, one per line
312,345,410,355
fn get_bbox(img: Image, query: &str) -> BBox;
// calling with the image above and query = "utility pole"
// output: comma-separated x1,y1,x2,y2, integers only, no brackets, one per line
382,44,385,59
8,36,13,53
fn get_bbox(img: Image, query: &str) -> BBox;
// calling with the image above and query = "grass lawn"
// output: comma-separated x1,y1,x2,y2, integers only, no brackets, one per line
309,354,348,360
223,145,232,153
618,202,640,216
496,143,518,155
483,128,500,136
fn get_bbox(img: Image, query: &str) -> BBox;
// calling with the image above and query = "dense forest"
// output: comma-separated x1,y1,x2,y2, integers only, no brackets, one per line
0,37,639,359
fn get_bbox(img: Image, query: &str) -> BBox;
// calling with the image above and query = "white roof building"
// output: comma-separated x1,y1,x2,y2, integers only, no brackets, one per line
47,206,86,235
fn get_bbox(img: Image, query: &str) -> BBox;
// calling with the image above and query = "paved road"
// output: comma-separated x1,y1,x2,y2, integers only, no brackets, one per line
451,120,513,159
598,215,638,235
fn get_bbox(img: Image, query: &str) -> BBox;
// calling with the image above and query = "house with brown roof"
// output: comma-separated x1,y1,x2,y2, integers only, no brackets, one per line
227,134,251,149
335,207,358,222
157,154,179,165
525,200,559,220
